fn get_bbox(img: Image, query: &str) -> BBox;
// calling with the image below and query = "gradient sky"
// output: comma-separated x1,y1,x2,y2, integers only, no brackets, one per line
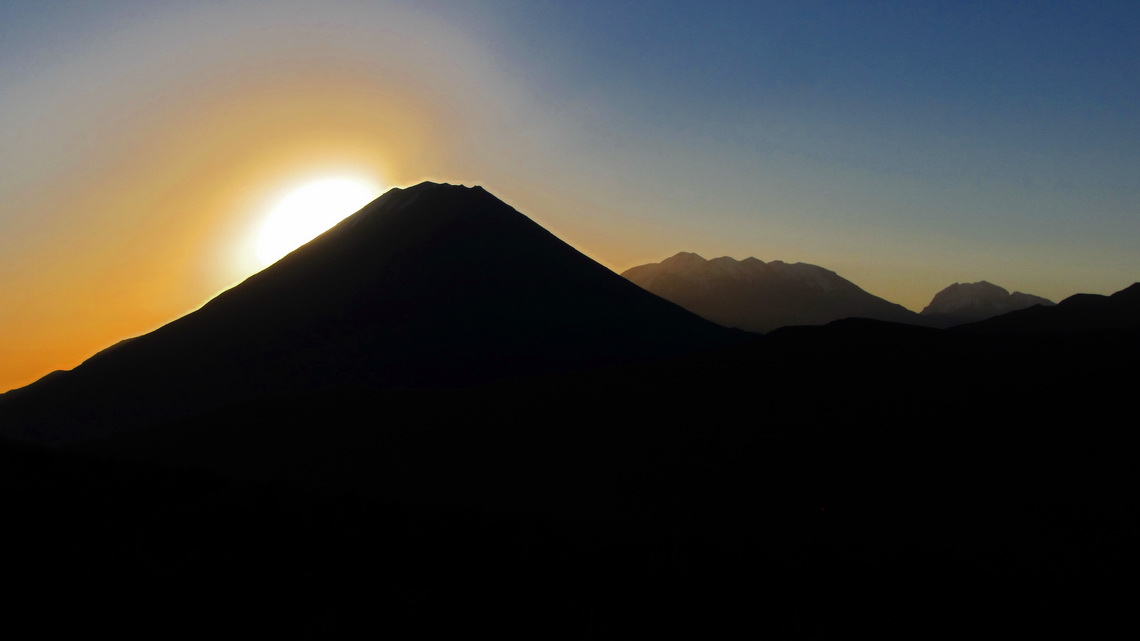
2,0,1138,391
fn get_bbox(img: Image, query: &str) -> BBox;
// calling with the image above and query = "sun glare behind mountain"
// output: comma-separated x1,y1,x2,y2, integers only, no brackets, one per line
255,178,383,267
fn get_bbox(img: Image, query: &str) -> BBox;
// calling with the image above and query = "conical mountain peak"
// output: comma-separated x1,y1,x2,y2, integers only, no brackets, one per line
2,184,739,445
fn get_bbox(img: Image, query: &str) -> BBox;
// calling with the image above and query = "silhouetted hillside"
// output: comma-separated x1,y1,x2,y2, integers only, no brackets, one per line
3,310,1132,637
0,183,741,445
954,282,1140,335
0,187,1133,637
622,252,918,332
920,280,1054,328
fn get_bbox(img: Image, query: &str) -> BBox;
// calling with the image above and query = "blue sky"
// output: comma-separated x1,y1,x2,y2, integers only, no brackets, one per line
476,1,1140,287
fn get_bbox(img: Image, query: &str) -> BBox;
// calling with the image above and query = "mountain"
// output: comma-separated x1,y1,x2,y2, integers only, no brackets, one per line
953,282,1140,335
0,197,1132,635
621,252,919,333
0,182,742,445
5,286,1133,638
919,281,1054,328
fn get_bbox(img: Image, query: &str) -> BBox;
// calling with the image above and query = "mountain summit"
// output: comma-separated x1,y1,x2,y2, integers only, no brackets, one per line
621,252,918,333
1,182,739,444
920,281,1053,327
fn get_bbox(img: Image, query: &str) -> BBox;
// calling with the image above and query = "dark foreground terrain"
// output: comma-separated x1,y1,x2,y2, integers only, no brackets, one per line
2,320,1134,638
1,184,1133,637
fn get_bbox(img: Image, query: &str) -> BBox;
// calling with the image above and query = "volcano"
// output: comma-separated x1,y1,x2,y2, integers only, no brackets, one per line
0,182,740,444
0,183,1131,638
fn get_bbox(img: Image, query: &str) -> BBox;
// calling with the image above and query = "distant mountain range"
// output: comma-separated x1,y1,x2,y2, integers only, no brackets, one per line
621,252,918,333
920,280,1054,327
622,253,1056,331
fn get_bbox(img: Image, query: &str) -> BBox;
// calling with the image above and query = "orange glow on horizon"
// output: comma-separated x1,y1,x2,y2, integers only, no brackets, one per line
0,65,454,392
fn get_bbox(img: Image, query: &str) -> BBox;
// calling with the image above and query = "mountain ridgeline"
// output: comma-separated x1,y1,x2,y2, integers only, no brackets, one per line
0,182,1135,637
622,253,1058,331
954,281,1140,334
621,252,917,332
920,280,1054,327
0,182,741,444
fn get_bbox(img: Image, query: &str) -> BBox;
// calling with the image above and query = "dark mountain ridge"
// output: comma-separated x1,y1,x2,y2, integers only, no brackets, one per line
954,282,1140,335
0,182,742,445
4,292,1133,637
0,182,1134,637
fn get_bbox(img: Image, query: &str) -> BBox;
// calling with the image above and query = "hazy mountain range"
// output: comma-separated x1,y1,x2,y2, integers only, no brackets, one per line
0,182,1134,637
622,252,919,332
622,252,1055,332
920,280,1054,327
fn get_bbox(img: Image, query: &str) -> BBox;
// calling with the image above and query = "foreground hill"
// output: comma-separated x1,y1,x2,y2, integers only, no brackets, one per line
621,252,918,332
2,309,1133,637
0,182,741,445
954,282,1140,334
0,181,1133,636
920,280,1054,328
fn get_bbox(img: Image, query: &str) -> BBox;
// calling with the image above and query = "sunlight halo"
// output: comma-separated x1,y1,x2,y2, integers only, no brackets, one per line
255,177,382,267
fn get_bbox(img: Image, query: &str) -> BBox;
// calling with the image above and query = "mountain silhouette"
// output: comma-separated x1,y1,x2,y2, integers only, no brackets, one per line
0,198,1131,637
621,252,918,332
920,281,1054,328
953,282,1140,335
0,182,741,445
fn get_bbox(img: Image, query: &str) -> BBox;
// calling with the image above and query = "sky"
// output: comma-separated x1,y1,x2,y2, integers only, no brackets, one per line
2,0,1138,391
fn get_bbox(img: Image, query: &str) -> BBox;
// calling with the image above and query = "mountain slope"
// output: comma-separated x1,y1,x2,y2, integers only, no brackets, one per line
920,281,1054,328
0,182,742,445
621,252,919,333
953,282,1140,335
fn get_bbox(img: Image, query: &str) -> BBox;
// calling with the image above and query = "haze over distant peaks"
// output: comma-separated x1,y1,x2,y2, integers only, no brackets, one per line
920,281,1053,327
621,252,918,333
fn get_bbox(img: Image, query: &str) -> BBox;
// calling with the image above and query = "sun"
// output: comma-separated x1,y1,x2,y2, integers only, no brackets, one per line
255,177,382,267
